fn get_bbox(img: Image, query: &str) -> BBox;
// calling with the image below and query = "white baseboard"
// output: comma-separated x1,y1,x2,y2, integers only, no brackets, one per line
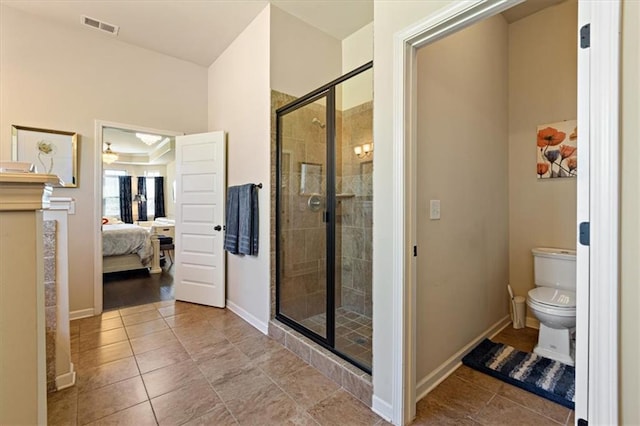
416,315,511,401
526,316,540,329
226,300,268,335
69,308,95,320
55,363,76,390
372,395,394,424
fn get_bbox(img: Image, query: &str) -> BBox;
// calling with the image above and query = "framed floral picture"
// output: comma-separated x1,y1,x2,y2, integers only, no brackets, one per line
12,125,78,187
536,120,577,179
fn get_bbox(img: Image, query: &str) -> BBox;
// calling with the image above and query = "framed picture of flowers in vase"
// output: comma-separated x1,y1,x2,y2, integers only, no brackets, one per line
11,125,78,187
536,120,577,179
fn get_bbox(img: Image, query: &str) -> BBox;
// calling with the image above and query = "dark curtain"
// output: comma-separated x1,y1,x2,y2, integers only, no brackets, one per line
154,176,166,218
118,176,133,223
137,176,148,221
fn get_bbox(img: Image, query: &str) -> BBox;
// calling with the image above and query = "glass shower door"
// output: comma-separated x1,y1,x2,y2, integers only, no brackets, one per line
277,93,329,340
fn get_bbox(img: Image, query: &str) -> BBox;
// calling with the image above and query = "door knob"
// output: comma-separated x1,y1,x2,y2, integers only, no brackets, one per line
214,225,222,231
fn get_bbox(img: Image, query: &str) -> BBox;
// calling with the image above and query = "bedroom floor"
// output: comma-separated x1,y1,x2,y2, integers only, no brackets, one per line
102,265,174,311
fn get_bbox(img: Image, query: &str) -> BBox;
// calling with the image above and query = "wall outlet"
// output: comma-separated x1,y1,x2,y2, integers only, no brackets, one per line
430,200,440,220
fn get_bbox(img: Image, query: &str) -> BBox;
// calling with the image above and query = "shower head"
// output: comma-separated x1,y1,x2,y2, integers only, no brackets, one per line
312,117,326,129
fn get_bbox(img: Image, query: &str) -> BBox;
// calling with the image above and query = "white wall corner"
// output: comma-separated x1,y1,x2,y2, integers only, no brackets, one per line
226,299,268,335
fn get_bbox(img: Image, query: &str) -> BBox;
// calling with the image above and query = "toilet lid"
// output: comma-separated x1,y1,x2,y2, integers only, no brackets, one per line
529,287,576,308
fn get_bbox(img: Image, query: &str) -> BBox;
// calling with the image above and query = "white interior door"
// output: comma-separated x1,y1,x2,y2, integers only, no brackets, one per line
174,131,226,307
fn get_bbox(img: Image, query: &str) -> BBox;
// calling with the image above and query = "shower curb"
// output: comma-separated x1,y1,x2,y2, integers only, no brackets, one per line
269,319,373,407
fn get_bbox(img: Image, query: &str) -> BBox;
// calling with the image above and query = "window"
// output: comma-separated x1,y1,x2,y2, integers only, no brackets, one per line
103,169,126,218
145,171,160,219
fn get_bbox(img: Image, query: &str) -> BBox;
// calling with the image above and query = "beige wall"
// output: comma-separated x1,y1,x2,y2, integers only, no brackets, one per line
620,1,640,424
208,5,271,329
373,0,453,409
270,5,342,98
415,14,509,379
341,23,373,110
508,0,578,306
0,5,208,312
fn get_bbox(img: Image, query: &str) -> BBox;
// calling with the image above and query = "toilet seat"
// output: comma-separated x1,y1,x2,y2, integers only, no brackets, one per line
527,297,576,317
528,287,576,308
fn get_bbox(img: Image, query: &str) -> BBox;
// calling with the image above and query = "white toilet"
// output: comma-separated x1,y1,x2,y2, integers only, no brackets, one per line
527,247,576,366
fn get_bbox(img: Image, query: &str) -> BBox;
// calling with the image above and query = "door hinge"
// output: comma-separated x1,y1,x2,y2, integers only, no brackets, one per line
579,222,590,246
413,246,417,257
580,24,590,48
578,419,588,426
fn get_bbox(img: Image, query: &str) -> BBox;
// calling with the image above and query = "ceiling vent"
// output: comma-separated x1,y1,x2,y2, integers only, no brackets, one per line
81,15,119,36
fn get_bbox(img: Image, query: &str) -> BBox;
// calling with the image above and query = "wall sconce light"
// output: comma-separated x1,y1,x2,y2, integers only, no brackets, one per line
354,143,373,159
102,142,119,164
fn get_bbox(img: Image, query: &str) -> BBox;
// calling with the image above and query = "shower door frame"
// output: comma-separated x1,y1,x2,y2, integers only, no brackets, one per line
275,61,373,374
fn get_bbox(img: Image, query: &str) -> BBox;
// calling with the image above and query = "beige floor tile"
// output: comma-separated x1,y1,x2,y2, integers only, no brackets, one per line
121,309,162,326
234,333,283,360
196,345,252,384
79,317,124,335
452,365,503,393
210,364,273,402
47,386,78,426
222,321,264,343
472,394,564,425
129,329,179,355
125,318,169,339
100,310,122,320
208,311,245,330
157,301,199,318
78,328,129,352
497,382,571,424
276,365,340,409
85,401,156,426
77,356,140,392
119,303,157,317
151,378,222,426
76,340,133,371
255,346,308,381
135,340,190,374
164,310,209,329
182,404,238,426
225,382,299,425
154,300,175,309
413,396,480,425
282,410,321,425
307,389,380,426
143,358,206,399
77,376,148,425
423,375,493,418
176,329,229,362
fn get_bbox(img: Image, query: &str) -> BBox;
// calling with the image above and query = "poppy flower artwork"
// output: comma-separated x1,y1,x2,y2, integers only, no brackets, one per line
536,120,577,179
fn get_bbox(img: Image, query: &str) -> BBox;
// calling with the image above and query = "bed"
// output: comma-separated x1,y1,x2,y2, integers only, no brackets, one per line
102,223,161,274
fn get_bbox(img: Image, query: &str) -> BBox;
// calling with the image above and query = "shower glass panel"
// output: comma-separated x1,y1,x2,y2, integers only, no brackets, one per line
276,62,373,373
278,94,328,339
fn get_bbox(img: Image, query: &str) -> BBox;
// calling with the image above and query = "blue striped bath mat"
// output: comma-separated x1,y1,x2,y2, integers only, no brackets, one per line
461,339,575,409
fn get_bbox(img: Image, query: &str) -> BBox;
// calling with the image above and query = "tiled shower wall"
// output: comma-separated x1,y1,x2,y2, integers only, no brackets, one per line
338,102,373,317
43,219,57,393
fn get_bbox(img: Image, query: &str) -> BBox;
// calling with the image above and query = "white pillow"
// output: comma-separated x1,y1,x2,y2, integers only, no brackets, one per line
102,216,123,225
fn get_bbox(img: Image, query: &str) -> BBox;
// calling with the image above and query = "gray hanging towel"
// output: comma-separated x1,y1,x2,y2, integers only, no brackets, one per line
223,186,240,254
238,183,259,255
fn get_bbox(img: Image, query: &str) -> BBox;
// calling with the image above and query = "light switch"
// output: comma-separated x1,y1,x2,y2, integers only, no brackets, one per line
430,200,441,220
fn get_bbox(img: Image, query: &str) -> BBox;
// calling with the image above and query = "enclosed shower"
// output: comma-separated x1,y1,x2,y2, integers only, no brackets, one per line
276,62,373,372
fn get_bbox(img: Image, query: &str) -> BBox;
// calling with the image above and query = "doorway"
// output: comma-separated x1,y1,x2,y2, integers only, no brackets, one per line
94,121,183,313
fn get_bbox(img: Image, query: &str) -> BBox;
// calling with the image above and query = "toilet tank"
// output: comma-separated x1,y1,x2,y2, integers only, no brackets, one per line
532,247,576,291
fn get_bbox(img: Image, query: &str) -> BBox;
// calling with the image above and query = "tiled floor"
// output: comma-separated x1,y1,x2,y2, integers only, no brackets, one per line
411,326,576,425
50,300,387,425
300,307,372,369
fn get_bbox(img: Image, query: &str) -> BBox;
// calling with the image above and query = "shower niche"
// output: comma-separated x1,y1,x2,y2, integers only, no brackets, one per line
276,62,373,372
